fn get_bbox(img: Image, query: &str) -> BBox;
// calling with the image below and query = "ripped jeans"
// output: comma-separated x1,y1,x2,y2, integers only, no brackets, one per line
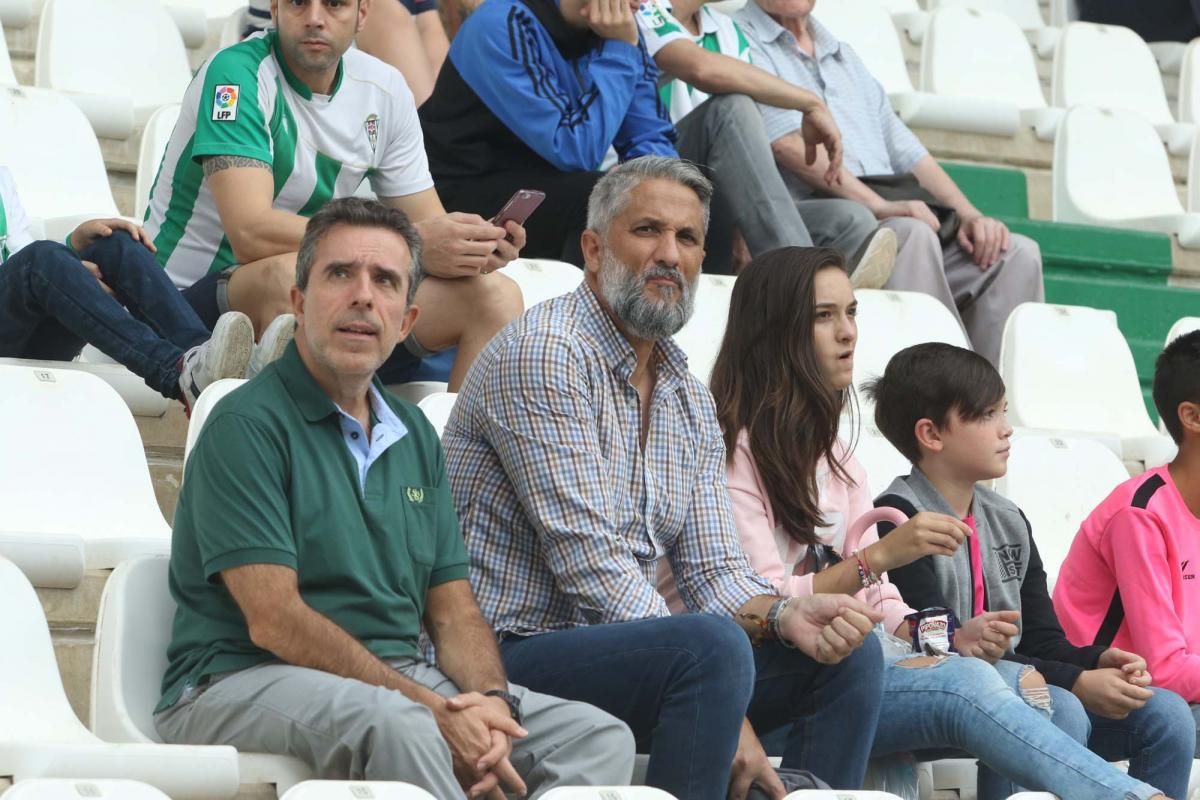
870,651,1161,800
978,659,1193,800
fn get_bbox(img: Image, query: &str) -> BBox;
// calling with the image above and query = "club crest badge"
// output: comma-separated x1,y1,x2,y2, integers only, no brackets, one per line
212,84,239,122
993,543,1023,582
406,487,425,504
364,113,380,153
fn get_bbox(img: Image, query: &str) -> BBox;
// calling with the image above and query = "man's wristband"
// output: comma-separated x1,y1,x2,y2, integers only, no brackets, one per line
483,688,523,725
767,596,797,649
63,233,77,255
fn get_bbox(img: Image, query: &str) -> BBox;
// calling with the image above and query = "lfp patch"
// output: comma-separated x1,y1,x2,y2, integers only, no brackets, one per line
212,84,240,122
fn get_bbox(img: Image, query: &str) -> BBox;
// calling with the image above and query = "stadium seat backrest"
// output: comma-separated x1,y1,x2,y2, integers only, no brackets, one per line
135,103,181,222
674,274,735,383
1166,316,1200,345
0,86,119,220
1053,22,1176,126
921,7,1047,110
0,555,95,742
159,0,249,17
279,782,436,800
814,0,915,95
1179,39,1200,124
36,0,191,114
0,364,170,570
91,556,173,744
928,0,1047,31
1047,0,1077,27
877,0,921,13
852,289,969,418
499,259,584,310
417,392,457,439
0,18,16,86
183,378,247,470
1000,302,1159,438
851,425,912,499
1053,106,1182,223
0,779,173,800
994,431,1128,586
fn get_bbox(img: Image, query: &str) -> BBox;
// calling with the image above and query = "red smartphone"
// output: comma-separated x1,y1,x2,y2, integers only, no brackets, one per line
491,189,546,228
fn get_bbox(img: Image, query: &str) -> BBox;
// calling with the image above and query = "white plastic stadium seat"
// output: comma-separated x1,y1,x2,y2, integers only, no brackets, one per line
928,0,1059,57
852,288,968,420
0,364,171,576
816,0,1009,136
35,0,192,140
1166,316,1200,345
0,0,34,29
1150,41,1188,76
279,782,435,800
781,793,904,799
0,19,16,86
417,392,457,439
498,258,583,309
0,86,122,240
1177,39,1200,124
157,0,250,50
1048,0,1078,27
1052,22,1197,155
91,556,315,797
994,431,1129,587
999,302,1177,469
919,7,1057,139
539,790,679,800
851,425,911,497
387,381,449,406
135,104,181,221
1005,794,1058,799
0,556,240,799
1053,106,1200,249
0,357,171,419
183,378,246,467
0,779,172,799
674,274,735,383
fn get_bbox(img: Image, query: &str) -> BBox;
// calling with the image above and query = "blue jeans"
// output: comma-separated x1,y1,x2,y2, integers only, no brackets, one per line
866,654,1161,800
499,614,885,798
973,659,1185,800
0,231,209,398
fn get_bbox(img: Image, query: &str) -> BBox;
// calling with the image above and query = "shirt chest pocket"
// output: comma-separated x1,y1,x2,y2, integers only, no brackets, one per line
399,486,439,567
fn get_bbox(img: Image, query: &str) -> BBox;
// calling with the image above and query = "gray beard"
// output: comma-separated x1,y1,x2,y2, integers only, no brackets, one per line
596,250,697,341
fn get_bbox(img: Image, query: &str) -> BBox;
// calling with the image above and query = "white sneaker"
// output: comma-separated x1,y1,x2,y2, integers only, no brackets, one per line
246,313,296,378
849,227,897,290
178,311,254,412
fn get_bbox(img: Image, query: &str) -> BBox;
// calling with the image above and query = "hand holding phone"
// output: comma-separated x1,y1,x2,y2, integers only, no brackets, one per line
491,190,546,235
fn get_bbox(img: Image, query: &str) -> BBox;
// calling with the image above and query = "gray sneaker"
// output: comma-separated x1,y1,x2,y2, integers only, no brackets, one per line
849,227,897,290
178,311,254,412
246,313,296,378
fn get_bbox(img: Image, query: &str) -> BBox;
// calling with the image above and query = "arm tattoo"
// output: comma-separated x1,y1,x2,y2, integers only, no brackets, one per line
202,155,272,177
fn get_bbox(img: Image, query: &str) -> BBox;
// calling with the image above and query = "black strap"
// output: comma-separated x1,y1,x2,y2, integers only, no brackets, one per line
1090,473,1166,647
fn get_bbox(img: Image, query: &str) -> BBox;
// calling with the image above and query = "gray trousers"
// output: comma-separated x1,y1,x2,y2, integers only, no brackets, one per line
674,93,879,260
879,217,1045,366
155,658,635,798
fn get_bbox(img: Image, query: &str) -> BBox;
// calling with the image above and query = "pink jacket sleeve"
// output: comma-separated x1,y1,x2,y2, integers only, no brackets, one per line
727,434,816,598
1100,507,1200,702
836,449,916,635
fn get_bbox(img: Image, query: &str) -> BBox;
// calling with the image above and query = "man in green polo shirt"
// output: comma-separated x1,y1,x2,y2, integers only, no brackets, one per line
155,197,634,797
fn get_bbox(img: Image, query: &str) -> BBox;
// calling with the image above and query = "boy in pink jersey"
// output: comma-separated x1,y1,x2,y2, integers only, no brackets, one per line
1054,330,1200,753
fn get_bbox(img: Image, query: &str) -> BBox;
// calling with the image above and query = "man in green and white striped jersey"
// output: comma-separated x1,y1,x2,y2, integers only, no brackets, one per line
145,0,525,389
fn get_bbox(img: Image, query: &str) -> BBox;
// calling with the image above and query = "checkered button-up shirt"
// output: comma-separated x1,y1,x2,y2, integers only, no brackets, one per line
445,284,775,636
735,3,929,197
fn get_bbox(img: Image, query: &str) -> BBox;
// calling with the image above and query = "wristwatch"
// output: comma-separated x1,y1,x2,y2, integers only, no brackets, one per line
484,689,523,725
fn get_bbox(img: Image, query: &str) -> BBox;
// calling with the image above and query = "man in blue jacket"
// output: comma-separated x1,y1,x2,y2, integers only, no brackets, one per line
419,0,876,275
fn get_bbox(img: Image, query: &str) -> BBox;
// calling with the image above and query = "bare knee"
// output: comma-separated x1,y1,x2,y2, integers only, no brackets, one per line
896,655,943,668
227,253,297,338
1018,666,1052,711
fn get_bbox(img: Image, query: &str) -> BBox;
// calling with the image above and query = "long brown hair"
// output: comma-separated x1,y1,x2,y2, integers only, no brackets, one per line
709,247,857,547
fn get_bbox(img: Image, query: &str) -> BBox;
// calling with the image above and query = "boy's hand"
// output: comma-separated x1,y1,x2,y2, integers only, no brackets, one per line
70,218,156,255
1073,668,1153,719
81,260,115,296
1097,648,1151,685
870,511,970,572
955,610,1020,662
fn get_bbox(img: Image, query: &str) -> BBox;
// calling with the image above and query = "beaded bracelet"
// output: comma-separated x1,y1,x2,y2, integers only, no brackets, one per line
852,548,880,589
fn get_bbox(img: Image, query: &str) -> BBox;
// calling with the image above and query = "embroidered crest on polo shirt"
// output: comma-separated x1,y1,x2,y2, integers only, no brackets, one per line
406,487,425,504
212,84,240,122
1183,560,1195,581
994,543,1023,582
364,113,380,153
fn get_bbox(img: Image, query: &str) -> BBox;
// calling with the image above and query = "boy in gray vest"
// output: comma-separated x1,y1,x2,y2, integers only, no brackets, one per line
865,342,1193,800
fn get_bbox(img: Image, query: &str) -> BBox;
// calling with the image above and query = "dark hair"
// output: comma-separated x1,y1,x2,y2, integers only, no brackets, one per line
295,197,424,304
709,246,855,547
1154,329,1200,443
864,342,1006,463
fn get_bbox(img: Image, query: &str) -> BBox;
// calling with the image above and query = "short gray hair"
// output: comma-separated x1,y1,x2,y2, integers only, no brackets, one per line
295,197,424,305
586,156,713,236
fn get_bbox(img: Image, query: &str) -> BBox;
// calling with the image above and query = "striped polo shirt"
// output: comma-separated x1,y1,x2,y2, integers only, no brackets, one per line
144,31,433,289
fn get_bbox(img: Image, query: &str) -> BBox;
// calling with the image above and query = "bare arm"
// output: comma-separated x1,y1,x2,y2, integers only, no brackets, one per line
222,562,446,709
356,0,443,107
204,156,308,264
383,188,524,278
653,40,821,112
417,10,450,79
423,578,509,694
910,155,980,219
